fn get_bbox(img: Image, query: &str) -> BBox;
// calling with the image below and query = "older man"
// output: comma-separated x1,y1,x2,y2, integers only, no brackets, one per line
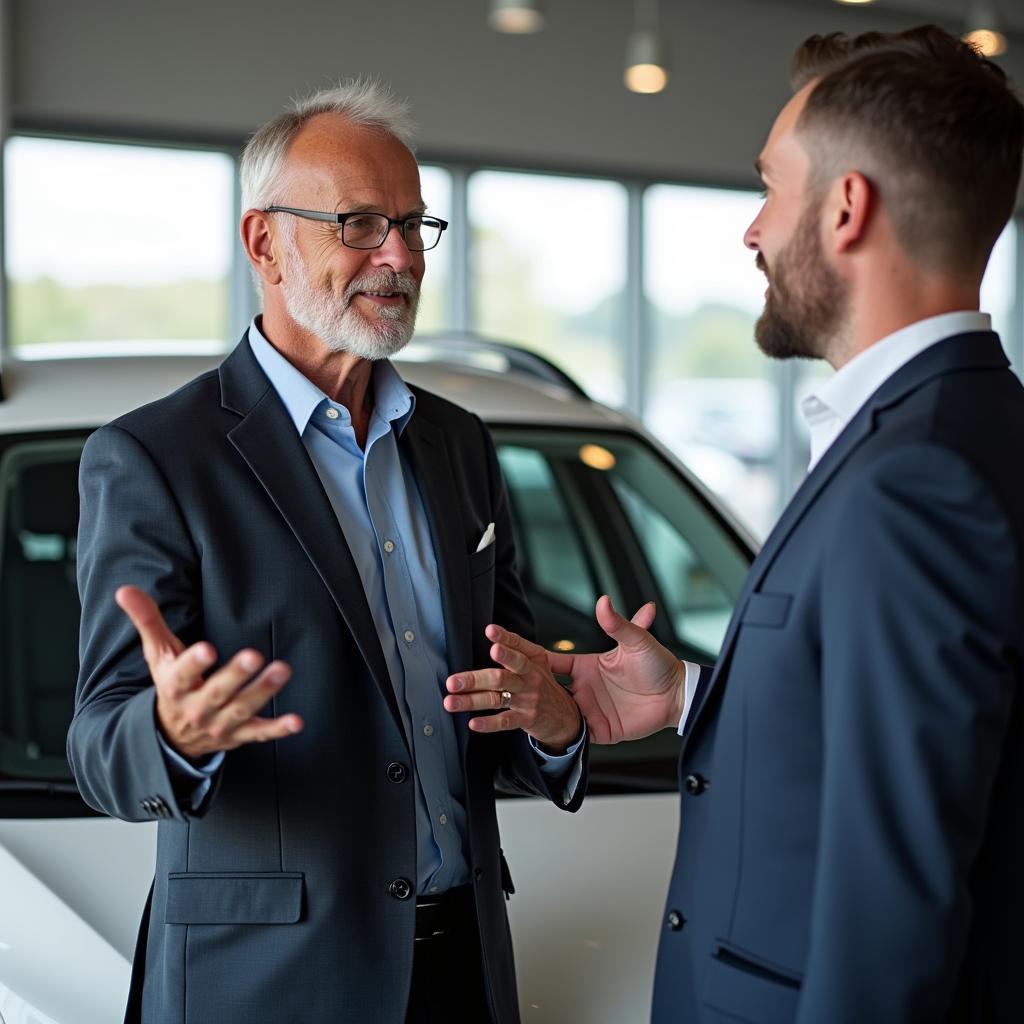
68,82,584,1024
451,26,1024,1023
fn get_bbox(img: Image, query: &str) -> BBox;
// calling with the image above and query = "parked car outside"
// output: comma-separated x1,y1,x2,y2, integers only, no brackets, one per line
0,336,755,1024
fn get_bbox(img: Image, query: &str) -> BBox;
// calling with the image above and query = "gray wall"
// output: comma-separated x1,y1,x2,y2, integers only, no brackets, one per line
8,0,1024,198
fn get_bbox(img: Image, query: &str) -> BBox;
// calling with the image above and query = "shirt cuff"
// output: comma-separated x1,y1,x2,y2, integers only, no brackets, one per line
531,725,586,805
677,661,701,735
157,732,224,811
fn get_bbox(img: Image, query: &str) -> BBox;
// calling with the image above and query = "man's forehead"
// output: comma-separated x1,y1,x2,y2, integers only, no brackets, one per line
758,84,814,177
283,116,422,206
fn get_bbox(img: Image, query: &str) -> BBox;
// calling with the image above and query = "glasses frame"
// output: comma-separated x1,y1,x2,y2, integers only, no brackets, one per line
263,205,449,251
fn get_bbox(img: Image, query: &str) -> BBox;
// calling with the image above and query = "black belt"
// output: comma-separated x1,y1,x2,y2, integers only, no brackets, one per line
414,883,475,942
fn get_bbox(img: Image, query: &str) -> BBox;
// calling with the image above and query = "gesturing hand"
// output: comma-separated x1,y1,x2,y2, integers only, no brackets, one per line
116,585,303,762
444,626,582,754
551,595,686,745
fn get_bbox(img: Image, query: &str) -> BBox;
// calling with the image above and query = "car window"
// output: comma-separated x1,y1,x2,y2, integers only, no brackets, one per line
0,435,87,792
492,426,752,792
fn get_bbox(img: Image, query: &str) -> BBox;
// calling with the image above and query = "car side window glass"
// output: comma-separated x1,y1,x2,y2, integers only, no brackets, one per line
611,476,736,658
0,438,84,782
497,446,598,618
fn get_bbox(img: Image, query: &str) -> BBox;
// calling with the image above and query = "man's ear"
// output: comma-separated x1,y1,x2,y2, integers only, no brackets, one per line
829,171,873,255
240,210,284,287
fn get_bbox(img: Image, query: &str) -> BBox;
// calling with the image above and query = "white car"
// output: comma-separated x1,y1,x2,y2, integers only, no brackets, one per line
0,337,754,1024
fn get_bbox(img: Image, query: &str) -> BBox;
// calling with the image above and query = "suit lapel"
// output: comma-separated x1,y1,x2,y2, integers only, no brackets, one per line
219,340,405,741
682,330,1009,744
401,406,475,757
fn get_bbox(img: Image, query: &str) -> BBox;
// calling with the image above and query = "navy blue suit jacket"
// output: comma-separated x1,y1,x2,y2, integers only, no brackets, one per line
653,332,1024,1023
68,336,585,1023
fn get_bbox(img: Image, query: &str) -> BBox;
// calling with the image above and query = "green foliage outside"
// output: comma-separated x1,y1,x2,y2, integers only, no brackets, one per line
9,277,228,347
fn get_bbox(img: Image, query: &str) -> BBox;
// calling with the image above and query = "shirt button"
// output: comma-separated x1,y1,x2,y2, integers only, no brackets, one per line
325,407,340,420
383,540,395,554
423,724,434,737
439,813,448,826
404,629,415,644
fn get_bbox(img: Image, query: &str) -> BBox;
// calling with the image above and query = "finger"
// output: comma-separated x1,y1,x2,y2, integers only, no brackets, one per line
185,649,267,724
160,642,218,697
443,689,508,714
488,642,530,678
483,624,548,659
547,649,576,676
446,668,504,694
467,711,517,734
204,661,293,740
116,585,186,665
595,594,657,648
227,712,305,747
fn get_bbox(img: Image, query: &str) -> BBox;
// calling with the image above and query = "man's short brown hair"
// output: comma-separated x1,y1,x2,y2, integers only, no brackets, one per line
791,25,1023,276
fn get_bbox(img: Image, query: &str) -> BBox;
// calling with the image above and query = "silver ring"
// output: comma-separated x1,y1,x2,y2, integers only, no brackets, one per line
499,689,513,711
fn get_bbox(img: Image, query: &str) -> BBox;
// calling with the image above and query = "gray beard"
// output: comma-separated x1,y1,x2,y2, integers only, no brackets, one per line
279,234,420,360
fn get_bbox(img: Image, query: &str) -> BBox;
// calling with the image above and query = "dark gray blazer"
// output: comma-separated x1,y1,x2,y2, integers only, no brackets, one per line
68,335,585,1024
653,332,1024,1024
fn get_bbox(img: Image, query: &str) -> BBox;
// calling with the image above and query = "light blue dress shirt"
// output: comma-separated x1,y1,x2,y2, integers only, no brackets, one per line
160,320,582,893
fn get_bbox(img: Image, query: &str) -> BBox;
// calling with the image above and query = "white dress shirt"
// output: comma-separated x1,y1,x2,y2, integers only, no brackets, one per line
676,310,993,734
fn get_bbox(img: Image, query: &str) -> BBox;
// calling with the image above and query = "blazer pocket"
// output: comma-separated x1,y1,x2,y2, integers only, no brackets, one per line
165,871,304,925
740,590,792,629
703,942,801,1023
467,542,497,580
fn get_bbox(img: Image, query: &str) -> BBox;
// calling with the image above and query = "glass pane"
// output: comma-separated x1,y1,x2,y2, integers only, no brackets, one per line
4,137,234,357
469,171,628,406
611,477,734,656
644,184,779,540
982,220,1018,357
0,436,85,782
415,164,452,333
498,446,598,617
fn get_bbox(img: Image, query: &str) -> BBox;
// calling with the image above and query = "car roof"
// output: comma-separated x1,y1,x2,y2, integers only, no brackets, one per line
0,343,632,434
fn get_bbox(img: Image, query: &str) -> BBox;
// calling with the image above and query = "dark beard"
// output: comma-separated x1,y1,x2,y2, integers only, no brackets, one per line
754,199,847,361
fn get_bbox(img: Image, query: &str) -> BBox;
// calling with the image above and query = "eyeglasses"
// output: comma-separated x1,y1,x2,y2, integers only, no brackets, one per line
264,206,448,251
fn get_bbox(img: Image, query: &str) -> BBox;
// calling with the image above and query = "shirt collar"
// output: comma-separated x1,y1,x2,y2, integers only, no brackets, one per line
803,311,991,430
246,317,416,436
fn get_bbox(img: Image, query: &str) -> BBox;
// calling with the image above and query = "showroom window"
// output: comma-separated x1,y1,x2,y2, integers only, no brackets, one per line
415,164,453,333
643,184,778,538
468,170,629,407
4,136,235,357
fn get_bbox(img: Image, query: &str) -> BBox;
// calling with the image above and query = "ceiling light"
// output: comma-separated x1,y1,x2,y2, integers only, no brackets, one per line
625,0,670,94
964,0,1008,56
489,0,545,34
832,1,877,6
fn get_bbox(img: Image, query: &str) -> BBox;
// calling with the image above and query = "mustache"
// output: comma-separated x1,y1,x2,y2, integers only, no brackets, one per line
344,270,419,302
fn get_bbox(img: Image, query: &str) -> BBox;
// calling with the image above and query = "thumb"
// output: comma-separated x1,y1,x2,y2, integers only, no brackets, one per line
115,585,185,663
595,594,657,649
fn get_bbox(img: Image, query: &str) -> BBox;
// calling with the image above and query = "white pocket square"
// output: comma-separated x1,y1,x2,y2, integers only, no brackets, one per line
475,522,496,552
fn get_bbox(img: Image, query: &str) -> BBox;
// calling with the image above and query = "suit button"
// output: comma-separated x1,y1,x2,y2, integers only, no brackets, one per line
684,773,708,796
389,878,413,900
140,798,154,815
386,762,408,784
667,910,686,931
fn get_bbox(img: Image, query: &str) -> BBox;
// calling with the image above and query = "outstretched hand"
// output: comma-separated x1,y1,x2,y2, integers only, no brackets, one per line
551,595,686,744
445,627,582,754
116,585,303,761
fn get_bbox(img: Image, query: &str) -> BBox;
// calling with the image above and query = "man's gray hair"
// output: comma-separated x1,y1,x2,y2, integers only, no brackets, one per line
240,79,416,213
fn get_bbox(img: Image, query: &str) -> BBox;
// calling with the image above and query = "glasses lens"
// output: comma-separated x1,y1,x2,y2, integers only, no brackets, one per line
341,214,389,249
405,217,442,252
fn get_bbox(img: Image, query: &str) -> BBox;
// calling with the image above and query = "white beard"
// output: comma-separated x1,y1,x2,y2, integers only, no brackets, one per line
278,229,420,360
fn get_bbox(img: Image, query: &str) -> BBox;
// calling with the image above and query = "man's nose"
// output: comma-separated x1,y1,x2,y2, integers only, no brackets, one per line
743,216,761,252
370,224,414,272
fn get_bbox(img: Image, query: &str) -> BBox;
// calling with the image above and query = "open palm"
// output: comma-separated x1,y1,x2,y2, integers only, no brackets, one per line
549,595,686,745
